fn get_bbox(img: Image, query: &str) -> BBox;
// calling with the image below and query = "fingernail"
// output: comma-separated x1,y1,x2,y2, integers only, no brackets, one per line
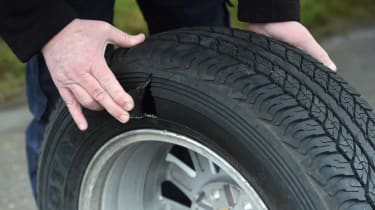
135,33,145,40
119,114,129,123
124,102,133,111
78,123,87,131
329,63,337,72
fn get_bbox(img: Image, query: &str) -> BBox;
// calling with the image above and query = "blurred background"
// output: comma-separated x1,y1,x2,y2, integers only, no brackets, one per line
0,0,375,209
1,0,375,105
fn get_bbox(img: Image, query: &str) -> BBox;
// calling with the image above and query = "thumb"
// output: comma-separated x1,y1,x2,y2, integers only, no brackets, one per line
108,26,145,48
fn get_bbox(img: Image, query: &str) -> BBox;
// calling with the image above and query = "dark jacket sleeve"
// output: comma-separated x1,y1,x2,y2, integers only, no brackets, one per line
238,0,300,23
0,0,77,62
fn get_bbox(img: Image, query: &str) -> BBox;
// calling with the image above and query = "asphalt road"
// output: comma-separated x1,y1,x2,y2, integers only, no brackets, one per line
0,27,374,210
0,105,34,210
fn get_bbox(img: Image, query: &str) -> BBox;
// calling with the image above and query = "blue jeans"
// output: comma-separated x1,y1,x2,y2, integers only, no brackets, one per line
26,0,229,200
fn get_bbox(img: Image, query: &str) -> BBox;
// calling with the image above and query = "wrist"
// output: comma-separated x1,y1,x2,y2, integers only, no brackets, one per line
42,18,80,56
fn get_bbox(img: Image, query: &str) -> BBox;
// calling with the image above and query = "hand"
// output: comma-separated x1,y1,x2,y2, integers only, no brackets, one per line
42,19,145,130
249,21,337,71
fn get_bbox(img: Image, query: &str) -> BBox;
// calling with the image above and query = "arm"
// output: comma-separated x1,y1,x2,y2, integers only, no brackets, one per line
0,1,145,130
237,0,337,71
0,0,76,61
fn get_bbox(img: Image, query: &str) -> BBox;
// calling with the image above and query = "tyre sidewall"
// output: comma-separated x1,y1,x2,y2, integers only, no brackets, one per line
39,72,324,210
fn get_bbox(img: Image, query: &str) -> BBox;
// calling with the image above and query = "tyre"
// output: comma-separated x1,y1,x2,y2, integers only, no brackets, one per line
38,27,375,210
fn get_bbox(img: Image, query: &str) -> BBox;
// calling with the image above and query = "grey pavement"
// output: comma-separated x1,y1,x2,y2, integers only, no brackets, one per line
0,104,35,210
322,27,375,106
0,27,374,210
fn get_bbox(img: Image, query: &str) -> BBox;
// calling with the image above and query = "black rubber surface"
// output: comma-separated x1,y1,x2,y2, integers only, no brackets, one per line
38,27,375,210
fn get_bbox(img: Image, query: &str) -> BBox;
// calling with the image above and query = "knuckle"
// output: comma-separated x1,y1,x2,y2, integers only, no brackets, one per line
104,83,124,96
80,96,103,110
100,22,111,32
110,89,130,108
123,33,130,42
87,104,101,111
93,88,106,101
92,105,104,111
101,80,112,90
110,88,124,98
64,99,75,108
74,71,90,80
81,99,96,109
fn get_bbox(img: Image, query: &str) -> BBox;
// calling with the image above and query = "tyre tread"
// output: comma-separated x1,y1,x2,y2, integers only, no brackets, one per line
131,27,375,209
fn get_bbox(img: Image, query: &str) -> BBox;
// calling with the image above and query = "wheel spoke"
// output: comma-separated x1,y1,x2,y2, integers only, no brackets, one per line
188,150,219,175
166,153,196,178
194,192,214,210
223,184,240,207
167,161,195,199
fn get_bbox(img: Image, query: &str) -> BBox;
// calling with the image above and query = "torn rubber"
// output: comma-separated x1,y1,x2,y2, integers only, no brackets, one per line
127,75,156,119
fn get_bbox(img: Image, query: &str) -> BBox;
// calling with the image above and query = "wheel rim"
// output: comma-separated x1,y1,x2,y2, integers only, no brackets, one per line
79,129,268,210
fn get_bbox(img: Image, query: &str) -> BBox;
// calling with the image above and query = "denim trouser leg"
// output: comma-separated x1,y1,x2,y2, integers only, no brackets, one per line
25,0,115,200
26,55,59,199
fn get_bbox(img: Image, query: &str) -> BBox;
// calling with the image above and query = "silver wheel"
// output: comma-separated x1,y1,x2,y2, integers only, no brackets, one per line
79,129,267,210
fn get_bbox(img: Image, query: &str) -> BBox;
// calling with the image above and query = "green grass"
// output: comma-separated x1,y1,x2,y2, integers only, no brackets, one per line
1,0,375,104
301,0,375,27
301,0,375,35
113,0,148,34
0,41,25,103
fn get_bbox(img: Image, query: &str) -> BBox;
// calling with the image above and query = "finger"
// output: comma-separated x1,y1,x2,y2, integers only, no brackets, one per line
298,38,337,71
107,26,145,48
77,70,131,124
251,22,337,72
91,60,134,111
59,88,88,130
69,84,103,111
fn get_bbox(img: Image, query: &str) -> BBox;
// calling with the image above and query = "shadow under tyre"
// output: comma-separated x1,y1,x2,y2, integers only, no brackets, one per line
38,28,375,210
